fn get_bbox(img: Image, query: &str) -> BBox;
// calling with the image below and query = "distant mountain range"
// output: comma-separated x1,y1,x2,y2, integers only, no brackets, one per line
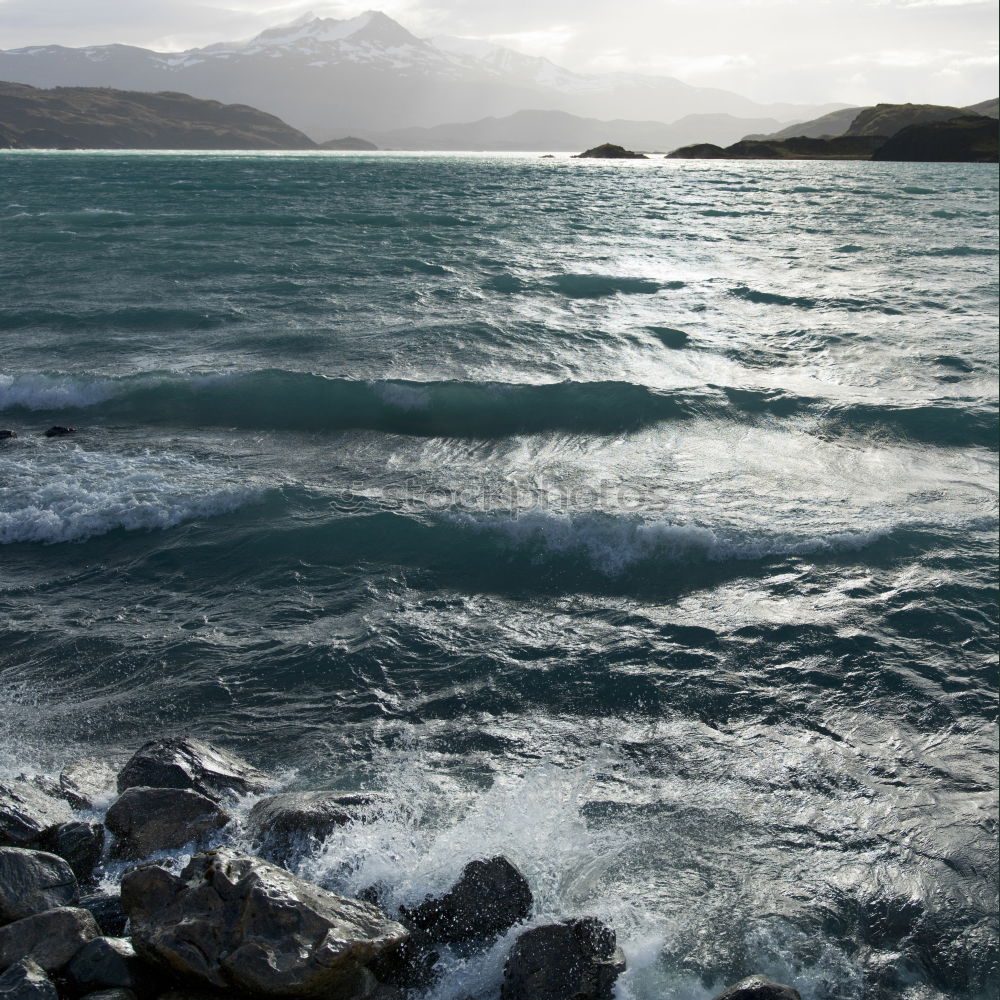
0,81,315,149
0,9,844,139
362,108,793,151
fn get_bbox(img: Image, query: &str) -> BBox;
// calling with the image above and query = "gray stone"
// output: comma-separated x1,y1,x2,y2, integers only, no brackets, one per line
116,738,270,802
501,918,626,1000
38,822,104,884
79,893,127,937
711,975,802,1000
246,791,387,864
0,960,57,999
400,856,532,945
67,937,150,992
122,848,408,997
0,783,72,848
0,906,99,972
105,787,229,860
0,848,78,925
59,760,117,811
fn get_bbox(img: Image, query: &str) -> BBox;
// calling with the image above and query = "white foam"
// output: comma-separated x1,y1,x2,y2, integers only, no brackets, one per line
0,373,115,411
455,510,891,575
0,446,260,544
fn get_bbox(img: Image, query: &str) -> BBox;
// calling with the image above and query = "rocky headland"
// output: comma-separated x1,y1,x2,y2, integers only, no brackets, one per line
668,102,999,162
0,82,317,150
1,737,805,999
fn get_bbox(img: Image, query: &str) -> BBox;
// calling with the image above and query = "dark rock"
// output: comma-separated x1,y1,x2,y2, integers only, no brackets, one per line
367,937,440,992
0,432,15,443
59,760,117,811
80,991,138,1000
122,848,408,997
710,974,802,1000
0,848,78,925
0,960,57,999
116,738,270,802
105,788,229,860
501,917,625,1000
574,143,648,159
246,791,387,863
400,856,532,945
872,114,998,162
0,906,99,972
667,142,727,158
67,937,151,993
0,782,73,849
78,894,127,938
42,427,74,438
37,823,104,884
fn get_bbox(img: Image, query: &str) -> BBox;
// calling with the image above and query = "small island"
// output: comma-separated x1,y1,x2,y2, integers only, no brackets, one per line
574,142,648,159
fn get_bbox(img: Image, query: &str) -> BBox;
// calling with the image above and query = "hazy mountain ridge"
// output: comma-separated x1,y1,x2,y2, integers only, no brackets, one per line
0,9,844,137
361,108,792,151
0,80,316,149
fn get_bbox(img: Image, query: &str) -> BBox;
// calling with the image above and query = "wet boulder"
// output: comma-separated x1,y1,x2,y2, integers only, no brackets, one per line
246,791,387,864
0,782,73,848
78,893,127,938
400,856,532,945
105,787,229,860
0,848,78,925
501,917,625,1000
67,937,151,994
59,760,117,811
116,739,270,802
0,431,16,442
0,960,57,999
42,427,74,438
0,906,99,973
711,975,802,1000
38,822,104,884
122,848,408,997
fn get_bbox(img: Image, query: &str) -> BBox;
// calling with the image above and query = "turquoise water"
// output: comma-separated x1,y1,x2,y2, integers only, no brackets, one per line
1,151,997,999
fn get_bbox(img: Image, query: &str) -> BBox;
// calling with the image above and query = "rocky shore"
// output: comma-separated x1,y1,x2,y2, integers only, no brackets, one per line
1,738,803,1000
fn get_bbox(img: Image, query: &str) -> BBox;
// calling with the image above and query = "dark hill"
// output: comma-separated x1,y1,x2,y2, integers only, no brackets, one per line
0,80,316,149
872,115,998,162
845,102,969,137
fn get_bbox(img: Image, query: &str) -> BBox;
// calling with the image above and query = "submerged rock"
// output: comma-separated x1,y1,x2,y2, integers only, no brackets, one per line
59,760,117,811
38,822,104,884
122,848,408,997
0,782,73,849
67,937,151,993
501,917,625,1000
0,431,16,442
0,848,78,925
0,906,99,972
574,143,648,159
116,738,270,802
711,975,803,1000
105,787,229,860
42,427,74,438
400,856,532,945
0,959,57,999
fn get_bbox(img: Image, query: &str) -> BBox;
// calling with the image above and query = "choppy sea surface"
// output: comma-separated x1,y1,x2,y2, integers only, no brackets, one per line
0,150,997,999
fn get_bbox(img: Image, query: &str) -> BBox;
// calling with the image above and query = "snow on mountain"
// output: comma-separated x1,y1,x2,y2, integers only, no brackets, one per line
0,10,845,137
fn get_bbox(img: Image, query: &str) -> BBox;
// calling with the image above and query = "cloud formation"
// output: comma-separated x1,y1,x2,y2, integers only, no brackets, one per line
0,0,995,105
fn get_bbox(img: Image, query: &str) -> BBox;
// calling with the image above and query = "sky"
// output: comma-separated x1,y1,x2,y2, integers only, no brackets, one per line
0,0,996,106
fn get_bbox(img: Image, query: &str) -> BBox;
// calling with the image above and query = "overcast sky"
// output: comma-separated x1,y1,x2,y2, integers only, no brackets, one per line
0,0,996,106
